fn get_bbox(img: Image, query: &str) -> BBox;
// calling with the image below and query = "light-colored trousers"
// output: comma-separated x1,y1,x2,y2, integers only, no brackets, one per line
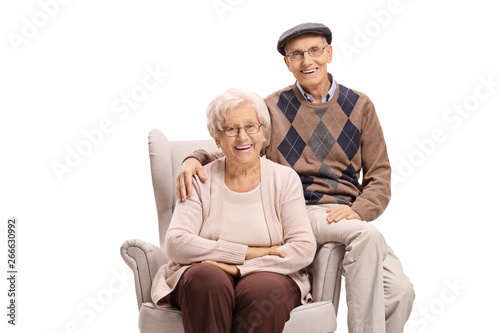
307,204,415,333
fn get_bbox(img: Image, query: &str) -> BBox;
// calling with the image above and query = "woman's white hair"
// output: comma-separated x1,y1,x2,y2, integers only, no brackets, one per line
206,88,270,139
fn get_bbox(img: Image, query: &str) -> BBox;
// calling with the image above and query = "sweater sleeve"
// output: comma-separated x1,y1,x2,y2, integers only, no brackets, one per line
351,99,391,222
166,176,248,265
237,169,316,277
185,149,224,165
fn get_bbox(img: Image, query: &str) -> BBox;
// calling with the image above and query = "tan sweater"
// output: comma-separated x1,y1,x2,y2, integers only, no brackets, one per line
192,81,391,222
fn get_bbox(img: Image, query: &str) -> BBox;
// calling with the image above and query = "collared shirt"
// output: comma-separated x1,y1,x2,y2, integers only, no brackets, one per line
296,73,336,103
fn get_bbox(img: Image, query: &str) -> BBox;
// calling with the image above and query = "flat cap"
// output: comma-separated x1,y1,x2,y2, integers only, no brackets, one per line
277,22,332,56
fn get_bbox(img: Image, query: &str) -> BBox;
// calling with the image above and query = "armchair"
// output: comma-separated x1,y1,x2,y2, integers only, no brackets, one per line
121,129,346,332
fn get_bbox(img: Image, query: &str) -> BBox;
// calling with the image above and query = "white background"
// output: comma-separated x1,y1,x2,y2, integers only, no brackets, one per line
1,0,499,332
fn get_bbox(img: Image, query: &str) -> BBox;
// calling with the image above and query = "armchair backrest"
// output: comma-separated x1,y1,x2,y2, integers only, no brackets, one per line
148,129,219,250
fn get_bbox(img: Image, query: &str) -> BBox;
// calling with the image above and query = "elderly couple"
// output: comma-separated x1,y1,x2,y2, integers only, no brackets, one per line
151,23,415,333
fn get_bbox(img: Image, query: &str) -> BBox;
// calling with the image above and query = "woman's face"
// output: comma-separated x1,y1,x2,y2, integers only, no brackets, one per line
217,105,265,169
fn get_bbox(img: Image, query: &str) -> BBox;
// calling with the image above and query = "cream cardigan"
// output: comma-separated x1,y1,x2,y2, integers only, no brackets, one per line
151,157,316,306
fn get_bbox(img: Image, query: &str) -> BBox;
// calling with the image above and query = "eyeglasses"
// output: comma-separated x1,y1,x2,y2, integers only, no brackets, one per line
286,45,328,61
219,123,263,137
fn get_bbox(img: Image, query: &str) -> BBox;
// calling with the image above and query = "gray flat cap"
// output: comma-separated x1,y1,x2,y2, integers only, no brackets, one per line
277,22,332,56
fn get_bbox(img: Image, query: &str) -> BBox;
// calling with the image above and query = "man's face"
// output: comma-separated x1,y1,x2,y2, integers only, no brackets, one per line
283,33,333,93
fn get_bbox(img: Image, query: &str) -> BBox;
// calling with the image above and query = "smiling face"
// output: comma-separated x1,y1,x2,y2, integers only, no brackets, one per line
283,33,333,95
217,105,265,170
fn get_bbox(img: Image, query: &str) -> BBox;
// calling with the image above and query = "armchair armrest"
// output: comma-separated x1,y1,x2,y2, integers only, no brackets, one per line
309,242,345,314
121,239,169,310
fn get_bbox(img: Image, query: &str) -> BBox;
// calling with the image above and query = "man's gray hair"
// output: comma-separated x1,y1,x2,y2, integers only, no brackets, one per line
206,88,270,139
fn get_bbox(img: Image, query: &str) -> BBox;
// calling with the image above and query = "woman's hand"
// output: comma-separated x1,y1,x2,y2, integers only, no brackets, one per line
326,205,361,223
245,245,286,260
176,158,208,202
202,260,240,277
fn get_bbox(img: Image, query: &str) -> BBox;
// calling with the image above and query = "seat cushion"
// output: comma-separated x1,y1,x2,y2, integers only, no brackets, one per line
284,301,336,333
138,301,336,333
139,302,184,333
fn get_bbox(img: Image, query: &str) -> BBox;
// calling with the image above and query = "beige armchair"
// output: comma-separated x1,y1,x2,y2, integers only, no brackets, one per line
121,129,346,332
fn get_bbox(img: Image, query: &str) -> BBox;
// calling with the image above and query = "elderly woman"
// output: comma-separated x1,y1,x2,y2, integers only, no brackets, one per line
151,88,316,333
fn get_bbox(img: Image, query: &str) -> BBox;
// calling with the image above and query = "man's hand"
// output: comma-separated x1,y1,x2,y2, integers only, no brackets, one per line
176,158,208,202
202,260,240,277
245,245,285,260
326,205,361,223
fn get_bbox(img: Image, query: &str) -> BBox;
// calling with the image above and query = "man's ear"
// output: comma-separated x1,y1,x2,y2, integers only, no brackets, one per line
283,56,292,72
326,44,333,64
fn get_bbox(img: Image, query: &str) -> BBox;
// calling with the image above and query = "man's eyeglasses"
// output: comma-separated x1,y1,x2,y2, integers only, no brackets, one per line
219,123,262,137
286,45,328,61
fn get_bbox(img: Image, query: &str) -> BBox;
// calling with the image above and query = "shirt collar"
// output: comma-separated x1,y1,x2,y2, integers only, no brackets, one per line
296,73,336,103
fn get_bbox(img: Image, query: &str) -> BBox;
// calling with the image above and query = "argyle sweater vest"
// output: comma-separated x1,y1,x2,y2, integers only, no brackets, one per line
191,81,391,221
263,82,391,221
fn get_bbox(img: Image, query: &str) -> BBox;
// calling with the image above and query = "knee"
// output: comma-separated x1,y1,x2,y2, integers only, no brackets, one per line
352,223,386,249
248,272,289,299
236,273,299,312
401,278,415,304
389,276,415,307
360,223,382,238
183,263,233,295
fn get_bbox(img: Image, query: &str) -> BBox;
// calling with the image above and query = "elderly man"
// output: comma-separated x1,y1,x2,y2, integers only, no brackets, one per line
177,23,414,333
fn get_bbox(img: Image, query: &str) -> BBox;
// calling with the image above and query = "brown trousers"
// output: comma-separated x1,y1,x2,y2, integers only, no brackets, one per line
170,263,301,333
